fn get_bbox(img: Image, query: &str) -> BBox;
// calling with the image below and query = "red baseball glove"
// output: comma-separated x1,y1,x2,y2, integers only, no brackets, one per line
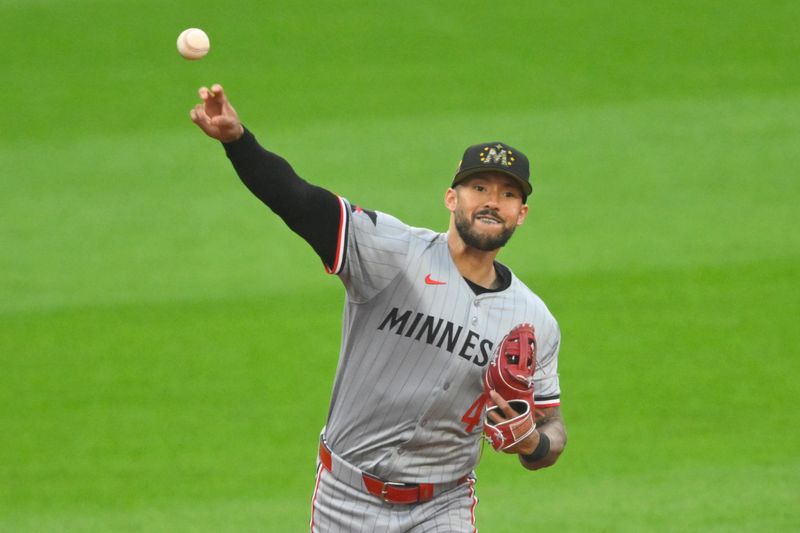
483,323,537,451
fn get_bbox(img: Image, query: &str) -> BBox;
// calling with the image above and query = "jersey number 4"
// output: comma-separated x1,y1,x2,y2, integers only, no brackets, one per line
461,393,488,433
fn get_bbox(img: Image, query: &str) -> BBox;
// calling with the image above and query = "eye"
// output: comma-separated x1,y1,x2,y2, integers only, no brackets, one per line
503,191,518,198
473,185,485,192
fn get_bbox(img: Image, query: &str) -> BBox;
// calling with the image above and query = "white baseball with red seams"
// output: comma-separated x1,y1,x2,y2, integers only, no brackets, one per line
177,28,210,60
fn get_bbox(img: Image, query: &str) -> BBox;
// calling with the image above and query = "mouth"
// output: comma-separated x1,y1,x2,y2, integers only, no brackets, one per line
475,213,503,226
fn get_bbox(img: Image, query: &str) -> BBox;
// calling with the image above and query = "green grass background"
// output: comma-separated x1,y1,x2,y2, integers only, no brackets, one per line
2,0,799,531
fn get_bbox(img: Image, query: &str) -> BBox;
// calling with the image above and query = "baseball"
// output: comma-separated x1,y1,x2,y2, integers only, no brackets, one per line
177,28,210,60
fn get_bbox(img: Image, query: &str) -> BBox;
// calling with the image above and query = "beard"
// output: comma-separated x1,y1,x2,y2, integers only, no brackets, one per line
454,207,517,251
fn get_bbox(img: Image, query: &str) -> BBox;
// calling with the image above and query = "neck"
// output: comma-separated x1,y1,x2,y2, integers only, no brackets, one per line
447,225,501,289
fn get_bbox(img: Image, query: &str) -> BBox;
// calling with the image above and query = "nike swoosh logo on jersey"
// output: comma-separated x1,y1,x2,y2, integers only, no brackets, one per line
424,274,447,285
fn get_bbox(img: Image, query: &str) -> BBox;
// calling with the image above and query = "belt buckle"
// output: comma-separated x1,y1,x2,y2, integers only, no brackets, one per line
381,481,415,503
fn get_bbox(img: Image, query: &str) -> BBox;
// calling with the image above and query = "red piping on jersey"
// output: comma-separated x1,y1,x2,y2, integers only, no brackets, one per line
468,477,478,532
534,400,561,408
309,464,325,531
324,196,348,275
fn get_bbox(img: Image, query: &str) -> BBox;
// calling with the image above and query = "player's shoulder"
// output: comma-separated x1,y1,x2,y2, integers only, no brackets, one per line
343,197,440,242
342,199,388,227
407,224,444,244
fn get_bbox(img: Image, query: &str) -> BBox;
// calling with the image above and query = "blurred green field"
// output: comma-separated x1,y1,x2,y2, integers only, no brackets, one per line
2,0,799,531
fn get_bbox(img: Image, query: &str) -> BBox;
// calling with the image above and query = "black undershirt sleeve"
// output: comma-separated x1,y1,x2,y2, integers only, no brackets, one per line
221,127,343,270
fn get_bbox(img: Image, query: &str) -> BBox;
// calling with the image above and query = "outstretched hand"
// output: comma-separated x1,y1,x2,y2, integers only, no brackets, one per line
189,84,244,143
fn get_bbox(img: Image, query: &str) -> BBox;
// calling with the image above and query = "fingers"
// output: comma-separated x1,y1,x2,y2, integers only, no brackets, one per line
210,85,237,116
190,103,209,125
190,103,220,139
191,84,242,142
488,390,518,420
486,408,504,425
198,84,226,101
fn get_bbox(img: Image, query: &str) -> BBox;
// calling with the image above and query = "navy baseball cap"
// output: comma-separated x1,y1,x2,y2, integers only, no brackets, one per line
452,142,532,198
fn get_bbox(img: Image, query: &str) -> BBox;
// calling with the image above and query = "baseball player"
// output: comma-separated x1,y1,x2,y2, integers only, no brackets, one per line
190,84,567,532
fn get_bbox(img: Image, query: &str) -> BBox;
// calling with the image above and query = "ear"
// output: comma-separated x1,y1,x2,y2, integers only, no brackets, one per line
516,204,529,226
444,188,458,213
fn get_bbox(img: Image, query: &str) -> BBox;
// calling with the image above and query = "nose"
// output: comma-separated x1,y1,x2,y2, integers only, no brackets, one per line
483,188,501,209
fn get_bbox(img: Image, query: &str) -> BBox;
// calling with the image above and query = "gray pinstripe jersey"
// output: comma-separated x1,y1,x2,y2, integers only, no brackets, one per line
322,197,561,484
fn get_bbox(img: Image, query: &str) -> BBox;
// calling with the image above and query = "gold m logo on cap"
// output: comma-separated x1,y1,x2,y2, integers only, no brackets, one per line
479,144,516,167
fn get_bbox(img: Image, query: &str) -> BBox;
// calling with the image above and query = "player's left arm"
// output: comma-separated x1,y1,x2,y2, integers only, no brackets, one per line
518,405,566,470
520,315,566,470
